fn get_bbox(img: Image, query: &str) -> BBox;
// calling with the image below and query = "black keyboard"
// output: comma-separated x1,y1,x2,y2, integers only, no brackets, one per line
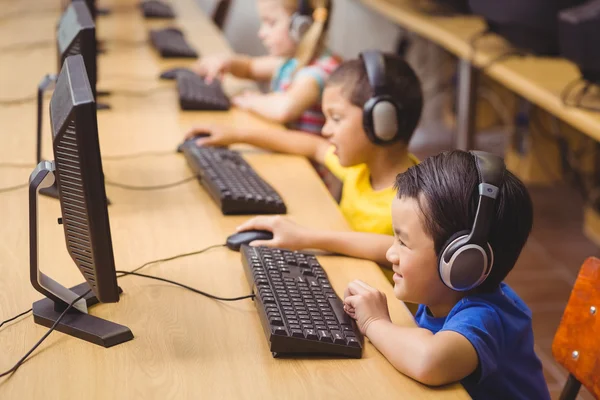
181,144,287,215
141,0,175,18
149,28,198,58
241,246,364,358
176,72,230,111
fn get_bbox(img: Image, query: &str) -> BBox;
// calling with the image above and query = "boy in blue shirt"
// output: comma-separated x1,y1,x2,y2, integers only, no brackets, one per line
343,150,550,399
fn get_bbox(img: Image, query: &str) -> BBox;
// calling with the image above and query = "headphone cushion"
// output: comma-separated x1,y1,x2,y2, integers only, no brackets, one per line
438,230,492,291
363,96,400,145
289,13,313,42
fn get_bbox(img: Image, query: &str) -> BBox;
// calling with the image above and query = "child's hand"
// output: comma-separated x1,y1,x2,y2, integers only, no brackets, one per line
184,124,241,147
235,216,313,250
190,54,231,83
344,280,391,335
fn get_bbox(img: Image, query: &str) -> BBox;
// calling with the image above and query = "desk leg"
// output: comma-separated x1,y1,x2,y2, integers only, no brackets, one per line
456,59,479,151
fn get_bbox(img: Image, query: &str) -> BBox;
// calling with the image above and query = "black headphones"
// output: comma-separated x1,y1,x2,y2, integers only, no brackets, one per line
438,151,506,292
289,0,314,43
360,50,408,145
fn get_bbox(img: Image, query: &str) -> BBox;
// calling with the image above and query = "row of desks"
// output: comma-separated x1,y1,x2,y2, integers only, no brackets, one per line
0,0,467,398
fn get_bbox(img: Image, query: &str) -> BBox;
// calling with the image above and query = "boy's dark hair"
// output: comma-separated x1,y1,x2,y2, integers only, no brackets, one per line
395,150,533,293
326,54,423,145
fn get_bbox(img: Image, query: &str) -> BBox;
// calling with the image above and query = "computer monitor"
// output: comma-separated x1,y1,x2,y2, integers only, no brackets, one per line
468,0,585,55
29,54,132,348
57,1,102,103
62,0,97,21
559,0,600,84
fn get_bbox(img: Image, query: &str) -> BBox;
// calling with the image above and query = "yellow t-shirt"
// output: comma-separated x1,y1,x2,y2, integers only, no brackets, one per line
324,146,419,236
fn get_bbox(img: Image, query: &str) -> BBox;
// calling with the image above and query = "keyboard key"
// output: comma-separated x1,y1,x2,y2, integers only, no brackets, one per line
318,330,333,343
347,337,361,347
331,331,346,345
291,329,304,338
304,329,318,340
273,327,287,336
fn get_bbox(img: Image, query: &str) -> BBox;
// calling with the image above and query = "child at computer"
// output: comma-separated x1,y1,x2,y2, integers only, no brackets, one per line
186,51,423,247
340,150,550,399
192,0,340,135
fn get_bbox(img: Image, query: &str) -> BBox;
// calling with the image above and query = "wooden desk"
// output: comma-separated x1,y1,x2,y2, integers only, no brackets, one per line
359,0,600,147
0,0,468,398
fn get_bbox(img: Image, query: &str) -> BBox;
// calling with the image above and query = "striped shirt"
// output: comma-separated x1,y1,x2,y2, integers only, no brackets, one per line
270,50,341,134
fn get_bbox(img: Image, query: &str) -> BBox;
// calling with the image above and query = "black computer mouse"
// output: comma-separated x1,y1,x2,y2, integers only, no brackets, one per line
159,67,193,80
161,27,183,35
176,133,210,153
226,230,274,251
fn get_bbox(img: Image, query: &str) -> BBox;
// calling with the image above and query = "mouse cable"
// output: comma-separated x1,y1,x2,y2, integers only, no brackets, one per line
104,175,197,191
0,308,33,330
0,183,28,194
115,271,255,302
121,243,226,275
0,289,91,379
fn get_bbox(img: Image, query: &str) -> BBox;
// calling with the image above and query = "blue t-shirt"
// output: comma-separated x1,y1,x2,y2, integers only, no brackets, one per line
415,283,550,400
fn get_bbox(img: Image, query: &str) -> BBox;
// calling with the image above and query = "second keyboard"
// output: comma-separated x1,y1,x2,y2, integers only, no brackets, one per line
182,144,287,215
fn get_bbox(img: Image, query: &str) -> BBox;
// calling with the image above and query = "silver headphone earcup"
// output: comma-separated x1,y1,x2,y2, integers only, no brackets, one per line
439,235,493,291
371,100,399,141
289,13,313,42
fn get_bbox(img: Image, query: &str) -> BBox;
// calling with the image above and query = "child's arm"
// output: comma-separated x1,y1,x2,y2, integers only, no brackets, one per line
235,216,393,266
232,75,321,124
191,55,282,82
185,124,330,164
343,281,479,386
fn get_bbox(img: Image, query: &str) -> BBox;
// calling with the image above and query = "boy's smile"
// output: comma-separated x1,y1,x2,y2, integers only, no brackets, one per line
387,197,460,313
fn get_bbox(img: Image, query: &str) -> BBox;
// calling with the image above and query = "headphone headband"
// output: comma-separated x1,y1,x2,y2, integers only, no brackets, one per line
360,50,387,97
298,0,313,16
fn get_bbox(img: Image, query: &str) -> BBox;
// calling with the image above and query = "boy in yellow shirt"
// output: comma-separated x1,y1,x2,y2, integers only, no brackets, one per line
185,51,422,244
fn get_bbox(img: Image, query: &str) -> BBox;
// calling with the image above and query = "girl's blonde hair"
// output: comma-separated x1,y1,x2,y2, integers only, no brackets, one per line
282,0,332,71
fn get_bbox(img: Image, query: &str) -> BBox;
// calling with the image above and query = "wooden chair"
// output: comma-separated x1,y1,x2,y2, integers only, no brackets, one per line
552,257,600,400
212,0,232,30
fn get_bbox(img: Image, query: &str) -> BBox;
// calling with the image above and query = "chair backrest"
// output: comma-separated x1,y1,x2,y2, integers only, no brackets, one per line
552,257,600,400
212,0,232,30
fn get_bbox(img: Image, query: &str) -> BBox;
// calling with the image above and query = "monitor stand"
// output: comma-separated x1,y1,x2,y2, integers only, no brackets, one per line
29,162,131,347
39,181,111,205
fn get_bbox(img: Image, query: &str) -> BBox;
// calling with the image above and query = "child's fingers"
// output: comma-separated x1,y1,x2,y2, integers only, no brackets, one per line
347,281,369,295
354,280,378,293
236,216,275,232
249,239,276,248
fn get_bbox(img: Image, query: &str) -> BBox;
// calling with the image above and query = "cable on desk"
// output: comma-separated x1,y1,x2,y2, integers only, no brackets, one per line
0,309,32,330
0,95,37,106
115,271,255,302
468,28,492,63
0,162,36,169
0,290,91,379
0,183,28,194
560,77,600,113
478,49,526,73
0,7,59,23
102,150,175,161
105,175,197,191
109,86,173,97
125,244,226,275
0,39,53,53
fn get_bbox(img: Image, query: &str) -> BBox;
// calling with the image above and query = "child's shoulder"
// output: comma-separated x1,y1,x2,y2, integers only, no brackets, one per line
444,283,533,335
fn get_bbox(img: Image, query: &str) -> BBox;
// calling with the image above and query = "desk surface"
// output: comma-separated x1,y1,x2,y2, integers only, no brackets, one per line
0,0,468,398
360,0,600,142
